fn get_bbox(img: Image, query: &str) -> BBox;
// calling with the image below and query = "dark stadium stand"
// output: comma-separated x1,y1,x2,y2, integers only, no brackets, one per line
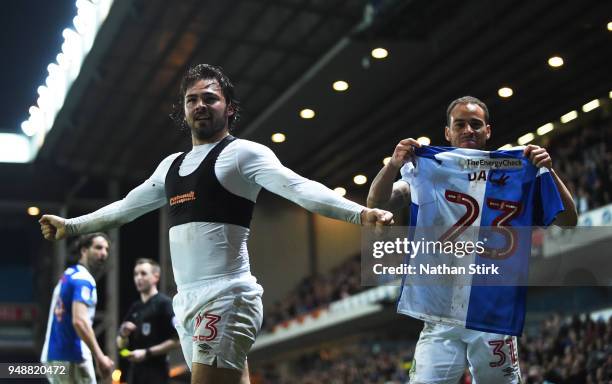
251,312,611,383
519,313,612,384
550,119,612,214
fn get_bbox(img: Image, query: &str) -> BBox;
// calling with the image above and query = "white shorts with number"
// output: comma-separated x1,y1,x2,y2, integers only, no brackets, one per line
409,322,521,384
173,272,264,371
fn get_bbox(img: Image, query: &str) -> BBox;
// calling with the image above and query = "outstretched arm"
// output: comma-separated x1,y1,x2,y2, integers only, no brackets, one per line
40,181,166,239
236,142,392,226
39,154,178,240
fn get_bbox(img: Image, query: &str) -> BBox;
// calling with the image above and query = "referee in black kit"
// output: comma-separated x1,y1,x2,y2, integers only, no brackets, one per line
117,258,180,383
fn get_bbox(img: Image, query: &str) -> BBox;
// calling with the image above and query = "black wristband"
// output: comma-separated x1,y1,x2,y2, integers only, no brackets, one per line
145,348,152,359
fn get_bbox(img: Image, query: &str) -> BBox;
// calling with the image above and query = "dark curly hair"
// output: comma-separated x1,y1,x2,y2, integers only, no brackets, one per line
66,232,110,266
169,64,241,132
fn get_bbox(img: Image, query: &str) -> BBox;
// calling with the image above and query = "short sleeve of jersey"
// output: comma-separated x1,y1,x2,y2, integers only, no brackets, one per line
71,279,95,307
161,298,179,339
400,161,416,186
400,148,439,206
400,146,439,188
122,302,136,323
533,168,564,226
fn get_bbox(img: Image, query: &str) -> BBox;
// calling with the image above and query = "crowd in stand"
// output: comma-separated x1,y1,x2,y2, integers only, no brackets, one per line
262,254,365,332
549,121,612,214
520,313,612,384
252,337,415,384
253,313,611,383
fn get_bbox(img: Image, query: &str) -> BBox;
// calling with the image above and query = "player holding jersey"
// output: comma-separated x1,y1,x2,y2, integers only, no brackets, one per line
367,96,578,383
39,64,393,384
41,233,114,383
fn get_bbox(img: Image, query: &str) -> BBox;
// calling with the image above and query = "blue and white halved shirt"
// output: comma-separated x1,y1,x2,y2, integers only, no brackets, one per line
397,146,564,335
41,264,97,362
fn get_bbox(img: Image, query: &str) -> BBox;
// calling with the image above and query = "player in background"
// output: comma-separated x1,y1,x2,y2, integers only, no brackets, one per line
41,233,115,383
367,96,578,383
39,64,393,384
117,258,180,384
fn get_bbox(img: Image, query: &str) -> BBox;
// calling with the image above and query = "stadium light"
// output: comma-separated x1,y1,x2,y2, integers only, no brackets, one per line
0,133,34,163
517,133,535,145
383,157,391,166
536,123,554,136
498,87,513,98
332,80,349,92
498,144,513,150
582,99,600,113
333,187,347,196
11,0,116,163
353,175,367,185
371,48,388,59
300,108,315,119
21,121,36,137
27,207,40,216
548,56,564,68
417,136,431,145
271,133,286,143
560,110,578,123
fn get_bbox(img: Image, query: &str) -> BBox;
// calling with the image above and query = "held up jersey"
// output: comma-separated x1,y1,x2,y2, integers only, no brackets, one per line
397,146,564,335
41,265,97,362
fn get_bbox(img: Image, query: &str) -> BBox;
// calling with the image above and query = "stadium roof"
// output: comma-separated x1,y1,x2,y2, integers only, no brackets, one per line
2,0,611,205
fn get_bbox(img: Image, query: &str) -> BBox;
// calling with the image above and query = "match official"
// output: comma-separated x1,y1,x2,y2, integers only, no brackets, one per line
117,258,180,384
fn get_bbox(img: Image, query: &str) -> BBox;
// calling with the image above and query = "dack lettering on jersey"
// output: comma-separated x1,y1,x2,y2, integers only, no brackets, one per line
468,170,487,182
468,171,509,186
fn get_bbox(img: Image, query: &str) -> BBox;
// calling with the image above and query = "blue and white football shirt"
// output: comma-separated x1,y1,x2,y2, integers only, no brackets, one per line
397,146,564,335
41,264,97,362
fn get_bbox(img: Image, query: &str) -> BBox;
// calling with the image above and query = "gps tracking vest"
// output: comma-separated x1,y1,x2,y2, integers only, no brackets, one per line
165,135,255,229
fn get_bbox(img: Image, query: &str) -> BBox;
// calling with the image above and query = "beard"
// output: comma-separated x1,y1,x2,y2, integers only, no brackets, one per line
87,260,106,279
189,116,227,141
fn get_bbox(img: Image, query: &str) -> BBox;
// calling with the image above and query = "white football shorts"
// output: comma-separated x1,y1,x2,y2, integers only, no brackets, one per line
173,272,264,371
409,322,521,384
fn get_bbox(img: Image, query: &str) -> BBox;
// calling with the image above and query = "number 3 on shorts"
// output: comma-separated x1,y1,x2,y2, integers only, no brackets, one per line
488,338,517,367
195,313,221,341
